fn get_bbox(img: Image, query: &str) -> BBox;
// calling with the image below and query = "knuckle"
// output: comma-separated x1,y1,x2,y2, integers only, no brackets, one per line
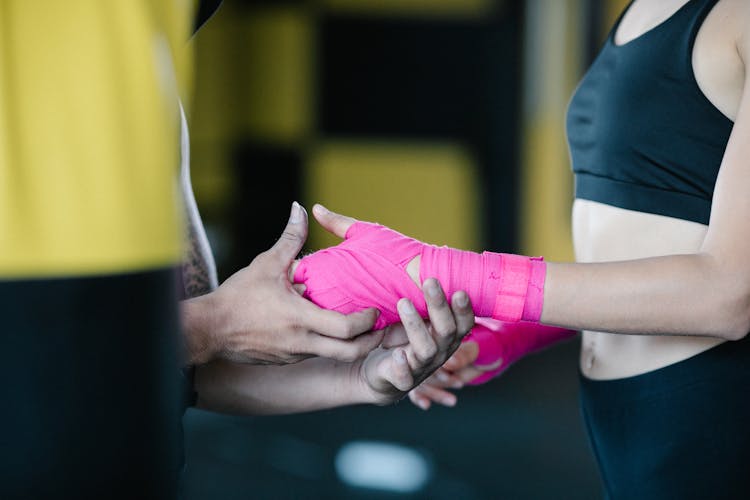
279,229,304,244
432,321,456,339
339,346,360,363
342,321,361,339
281,353,301,364
416,342,438,363
403,315,423,332
253,249,270,264
428,291,448,309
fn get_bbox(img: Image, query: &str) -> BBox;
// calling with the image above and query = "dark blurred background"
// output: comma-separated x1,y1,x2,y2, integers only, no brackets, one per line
182,1,629,498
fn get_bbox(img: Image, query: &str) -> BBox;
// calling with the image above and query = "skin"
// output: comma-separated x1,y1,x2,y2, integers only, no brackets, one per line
180,202,383,366
177,102,219,300
176,95,386,367
410,0,750,408
175,131,476,410
175,46,476,413
182,200,475,414
195,276,475,414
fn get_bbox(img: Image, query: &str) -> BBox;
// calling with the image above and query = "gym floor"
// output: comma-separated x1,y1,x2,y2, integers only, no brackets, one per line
182,336,604,499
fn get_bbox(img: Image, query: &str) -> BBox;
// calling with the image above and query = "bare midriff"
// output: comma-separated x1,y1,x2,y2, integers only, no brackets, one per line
573,198,725,380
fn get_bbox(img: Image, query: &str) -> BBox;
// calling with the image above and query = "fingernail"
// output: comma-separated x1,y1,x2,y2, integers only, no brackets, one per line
315,203,329,215
425,280,440,298
289,201,302,224
455,292,469,308
436,372,449,383
398,299,415,314
395,349,407,364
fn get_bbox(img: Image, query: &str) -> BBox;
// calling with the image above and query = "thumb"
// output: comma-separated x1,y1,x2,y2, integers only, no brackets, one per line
268,201,308,266
312,203,357,239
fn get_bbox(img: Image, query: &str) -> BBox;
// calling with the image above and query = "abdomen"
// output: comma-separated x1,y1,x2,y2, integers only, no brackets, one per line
572,198,724,380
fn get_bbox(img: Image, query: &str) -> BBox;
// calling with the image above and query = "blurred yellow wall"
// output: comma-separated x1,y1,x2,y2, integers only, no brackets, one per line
305,140,481,250
188,0,633,267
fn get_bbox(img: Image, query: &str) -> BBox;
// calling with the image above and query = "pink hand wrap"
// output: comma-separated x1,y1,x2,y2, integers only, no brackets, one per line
420,245,547,322
294,221,547,329
463,318,576,385
293,222,428,330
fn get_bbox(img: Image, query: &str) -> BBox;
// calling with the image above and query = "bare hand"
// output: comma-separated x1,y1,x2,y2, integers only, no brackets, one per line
408,339,498,410
355,278,475,405
182,202,383,365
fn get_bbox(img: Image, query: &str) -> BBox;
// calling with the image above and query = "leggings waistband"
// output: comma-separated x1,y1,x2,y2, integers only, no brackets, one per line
579,334,750,402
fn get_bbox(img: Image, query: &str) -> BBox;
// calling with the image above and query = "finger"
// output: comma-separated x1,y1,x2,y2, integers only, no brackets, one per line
398,298,437,365
289,259,300,282
432,368,465,389
420,368,450,387
455,365,486,384
312,203,357,239
421,278,456,348
384,348,414,392
306,330,384,363
267,202,309,266
296,298,379,339
450,291,475,341
381,324,408,348
292,283,306,295
475,358,503,372
412,383,457,408
442,341,479,371
408,390,432,411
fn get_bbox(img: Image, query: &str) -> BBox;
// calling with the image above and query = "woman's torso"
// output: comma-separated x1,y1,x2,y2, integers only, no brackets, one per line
573,0,746,380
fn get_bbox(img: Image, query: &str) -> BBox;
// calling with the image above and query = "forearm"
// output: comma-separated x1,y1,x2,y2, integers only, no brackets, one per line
181,213,218,299
178,158,218,301
294,220,749,342
178,203,222,365
178,217,222,365
420,247,749,339
177,100,220,362
542,253,750,340
194,357,371,416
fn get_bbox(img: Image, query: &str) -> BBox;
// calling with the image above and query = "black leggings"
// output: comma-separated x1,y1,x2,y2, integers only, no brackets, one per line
579,335,750,500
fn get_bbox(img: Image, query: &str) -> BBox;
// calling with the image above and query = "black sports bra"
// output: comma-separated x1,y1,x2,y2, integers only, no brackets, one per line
565,0,734,225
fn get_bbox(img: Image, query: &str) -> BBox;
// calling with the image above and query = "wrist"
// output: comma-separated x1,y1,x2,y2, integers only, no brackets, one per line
419,246,546,323
485,253,546,322
350,359,376,405
180,292,224,365
354,358,402,407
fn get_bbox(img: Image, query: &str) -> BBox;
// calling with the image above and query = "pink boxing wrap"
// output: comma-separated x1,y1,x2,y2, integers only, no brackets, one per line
293,222,427,330
463,318,576,385
294,221,548,329
419,246,547,323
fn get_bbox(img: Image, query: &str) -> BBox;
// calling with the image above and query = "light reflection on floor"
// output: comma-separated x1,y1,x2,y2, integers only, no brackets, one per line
334,440,433,494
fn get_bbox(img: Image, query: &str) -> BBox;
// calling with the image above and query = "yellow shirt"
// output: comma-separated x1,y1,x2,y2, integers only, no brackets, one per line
0,0,196,278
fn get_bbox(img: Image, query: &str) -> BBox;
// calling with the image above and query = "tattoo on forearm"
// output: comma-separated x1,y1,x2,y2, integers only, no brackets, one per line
182,217,218,298
178,99,219,300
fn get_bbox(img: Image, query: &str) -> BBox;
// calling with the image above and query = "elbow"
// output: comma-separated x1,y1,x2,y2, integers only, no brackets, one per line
711,287,750,341
723,322,749,342
722,325,749,342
